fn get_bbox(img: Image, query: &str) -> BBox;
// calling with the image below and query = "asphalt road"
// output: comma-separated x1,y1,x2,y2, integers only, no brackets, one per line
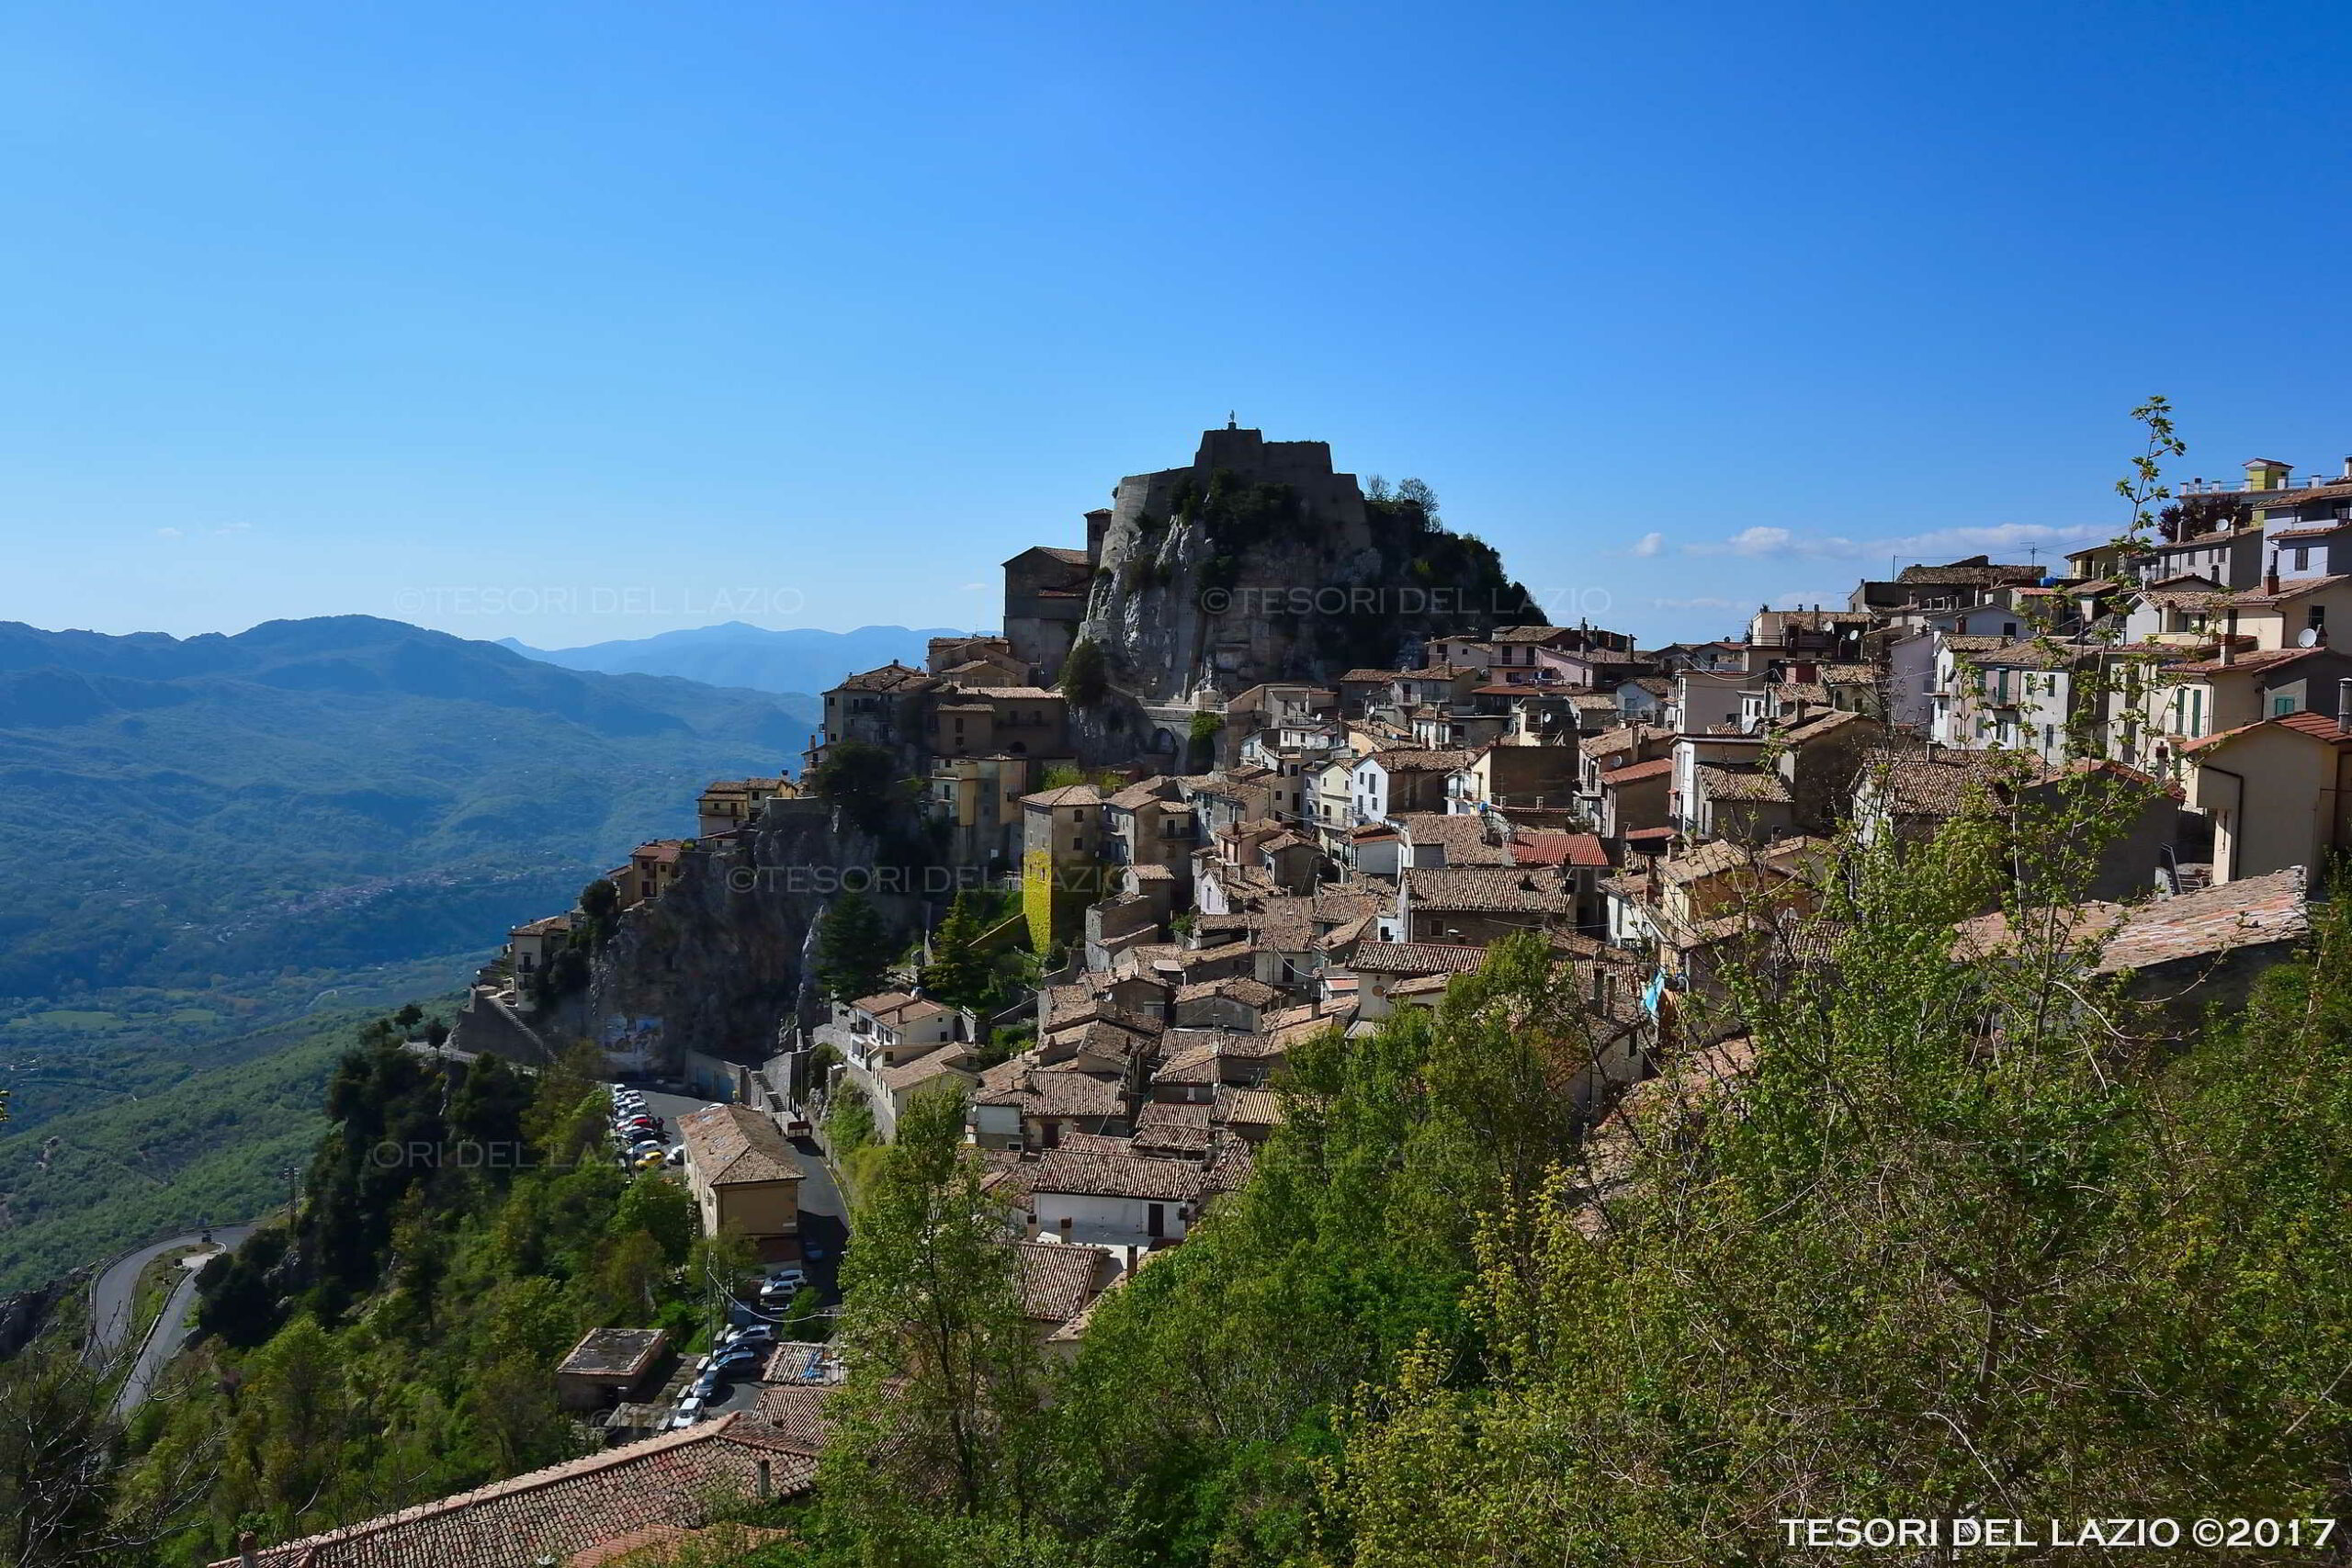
85,1224,252,1367
618,1090,852,1431
88,1223,255,1416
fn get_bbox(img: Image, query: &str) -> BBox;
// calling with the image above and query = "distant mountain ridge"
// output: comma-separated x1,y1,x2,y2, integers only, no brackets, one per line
500,621,966,696
0,615,818,1073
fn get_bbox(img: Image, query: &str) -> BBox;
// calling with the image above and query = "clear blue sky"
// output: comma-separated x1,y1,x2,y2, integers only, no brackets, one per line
5,0,2348,648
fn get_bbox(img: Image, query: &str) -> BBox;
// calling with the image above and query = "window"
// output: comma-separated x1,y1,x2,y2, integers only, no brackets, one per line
2312,606,2328,637
2296,547,2311,571
2274,694,2298,717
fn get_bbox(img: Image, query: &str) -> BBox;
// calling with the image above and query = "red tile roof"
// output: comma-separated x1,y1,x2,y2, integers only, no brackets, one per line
212,1416,818,1567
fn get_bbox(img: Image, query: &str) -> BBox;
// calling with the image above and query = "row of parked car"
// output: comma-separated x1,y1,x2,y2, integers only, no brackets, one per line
610,1085,684,1172
667,1305,808,1427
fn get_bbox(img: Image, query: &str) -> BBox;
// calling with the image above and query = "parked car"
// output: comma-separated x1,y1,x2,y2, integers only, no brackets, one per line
721,1324,775,1348
633,1152,665,1172
670,1394,706,1428
664,1145,686,1167
711,1346,762,1374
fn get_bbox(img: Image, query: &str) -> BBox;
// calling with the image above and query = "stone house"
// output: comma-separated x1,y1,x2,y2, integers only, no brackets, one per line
554,1328,669,1412
1001,545,1095,679
678,1104,804,1261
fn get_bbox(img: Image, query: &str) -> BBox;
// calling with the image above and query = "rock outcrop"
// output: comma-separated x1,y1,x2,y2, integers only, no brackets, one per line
1070,426,1537,747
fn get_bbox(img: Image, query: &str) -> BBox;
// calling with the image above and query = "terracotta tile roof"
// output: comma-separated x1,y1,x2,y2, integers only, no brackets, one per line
850,991,955,1027
1345,942,1490,975
1940,634,2018,652
2263,524,2352,542
1860,747,2044,816
1026,1149,1206,1201
1022,784,1106,807
2222,573,2352,607
1696,766,1791,804
1510,831,1611,868
972,1060,1129,1120
679,1104,803,1187
1204,1137,1258,1193
832,661,933,693
1133,1100,1216,1154
750,1384,838,1453
2245,479,2352,509
2185,708,2352,753
1487,625,1576,643
1172,976,1281,1008
1895,558,2043,586
1216,1087,1284,1127
1600,756,1675,785
1776,707,1871,745
2166,645,2327,677
1106,775,1178,809
1580,722,1674,759
1404,865,1574,913
1657,839,1755,885
876,1047,975,1093
1368,748,1482,773
1005,1240,1110,1322
213,1415,818,1567
2093,868,2309,974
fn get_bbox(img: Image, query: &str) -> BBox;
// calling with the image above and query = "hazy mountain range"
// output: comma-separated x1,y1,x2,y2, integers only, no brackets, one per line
0,615,820,1132
499,621,964,696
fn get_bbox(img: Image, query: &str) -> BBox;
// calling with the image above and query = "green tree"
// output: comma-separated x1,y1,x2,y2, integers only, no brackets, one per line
919,890,997,1012
824,1086,1044,1532
1058,637,1107,706
815,889,897,1004
808,740,904,837
614,1170,697,1267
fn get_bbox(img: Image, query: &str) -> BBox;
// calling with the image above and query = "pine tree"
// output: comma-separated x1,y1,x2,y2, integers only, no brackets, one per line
917,891,994,1012
815,889,897,1004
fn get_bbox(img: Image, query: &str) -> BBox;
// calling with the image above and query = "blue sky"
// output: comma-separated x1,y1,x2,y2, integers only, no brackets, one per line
4,0,2349,649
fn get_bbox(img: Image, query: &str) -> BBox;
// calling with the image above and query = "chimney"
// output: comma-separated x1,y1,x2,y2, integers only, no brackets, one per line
2221,607,2239,665
238,1534,260,1568
2340,456,2352,480
757,1457,775,1501
2336,679,2352,736
2267,551,2281,596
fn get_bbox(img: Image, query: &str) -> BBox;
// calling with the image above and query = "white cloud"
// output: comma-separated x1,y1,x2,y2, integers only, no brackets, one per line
958,581,985,592
1674,518,2102,567
212,522,252,536
1684,525,1863,559
1884,522,2105,557
153,526,184,540
1629,531,1665,558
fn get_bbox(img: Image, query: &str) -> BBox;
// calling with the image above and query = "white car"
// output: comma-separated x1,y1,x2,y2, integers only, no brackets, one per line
670,1393,706,1428
758,1267,808,1300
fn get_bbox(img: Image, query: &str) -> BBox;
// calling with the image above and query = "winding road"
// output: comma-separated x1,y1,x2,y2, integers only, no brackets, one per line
86,1223,255,1415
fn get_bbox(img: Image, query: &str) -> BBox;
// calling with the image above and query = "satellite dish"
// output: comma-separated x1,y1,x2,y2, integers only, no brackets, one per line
2300,627,2322,648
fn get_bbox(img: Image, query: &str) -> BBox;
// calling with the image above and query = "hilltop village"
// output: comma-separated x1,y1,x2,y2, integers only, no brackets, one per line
231,431,2346,1562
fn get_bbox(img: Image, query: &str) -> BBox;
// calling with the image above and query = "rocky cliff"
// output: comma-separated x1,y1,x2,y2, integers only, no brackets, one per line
580,797,934,1073
1073,427,1539,729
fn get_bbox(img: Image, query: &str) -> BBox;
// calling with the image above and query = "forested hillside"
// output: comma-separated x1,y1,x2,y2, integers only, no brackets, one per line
0,615,817,1139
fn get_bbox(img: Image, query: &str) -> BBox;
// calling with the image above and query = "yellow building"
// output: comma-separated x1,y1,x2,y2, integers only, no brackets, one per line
677,1103,805,1263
